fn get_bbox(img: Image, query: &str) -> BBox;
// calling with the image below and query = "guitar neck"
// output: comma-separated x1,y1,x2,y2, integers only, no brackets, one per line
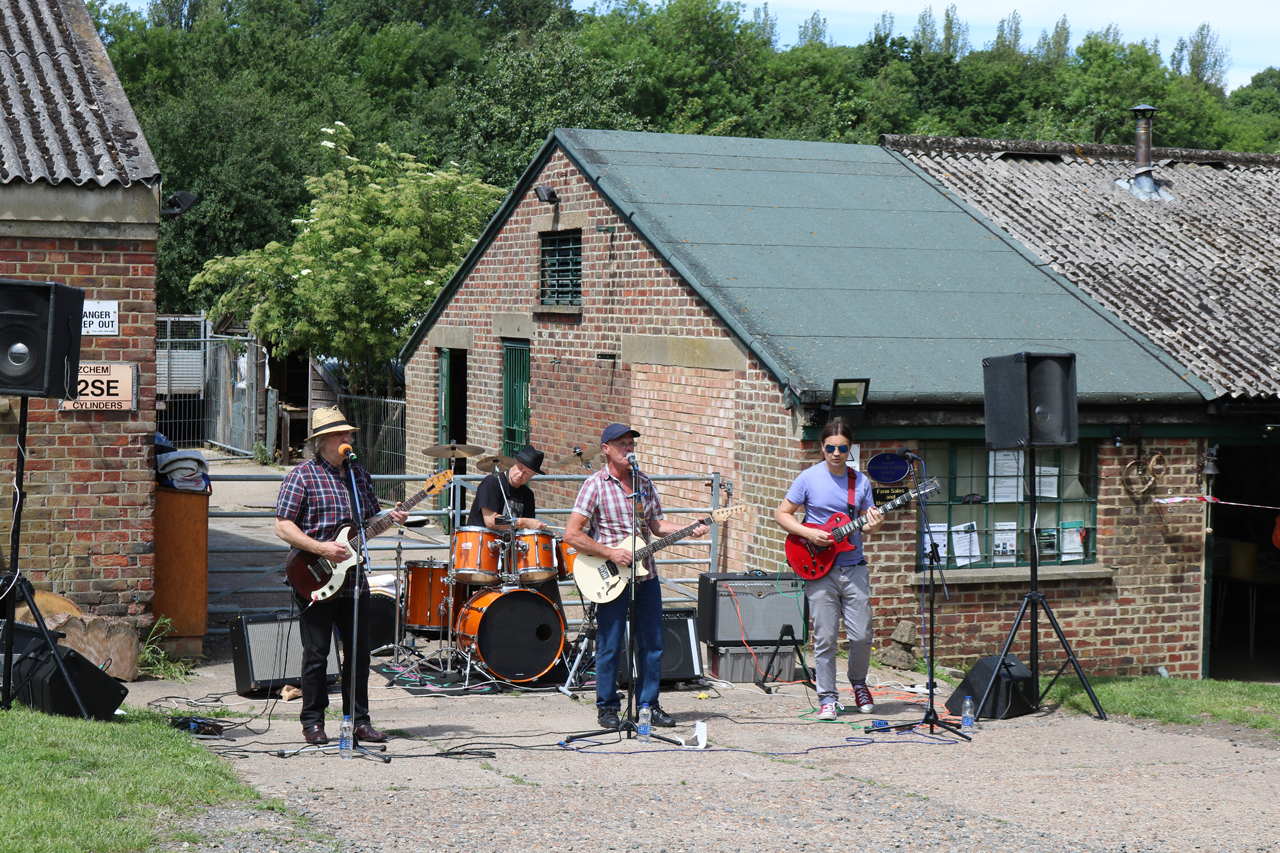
833,489,918,539
633,516,710,563
362,486,432,540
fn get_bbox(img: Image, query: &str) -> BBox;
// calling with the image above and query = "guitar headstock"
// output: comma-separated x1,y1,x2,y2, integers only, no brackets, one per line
915,477,942,498
424,469,454,495
709,504,748,523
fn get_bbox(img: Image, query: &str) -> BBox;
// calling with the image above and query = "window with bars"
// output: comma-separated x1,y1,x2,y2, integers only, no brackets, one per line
539,230,582,305
913,441,1099,569
501,340,530,457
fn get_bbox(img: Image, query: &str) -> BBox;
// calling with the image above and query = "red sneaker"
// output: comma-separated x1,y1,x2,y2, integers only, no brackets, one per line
852,683,875,713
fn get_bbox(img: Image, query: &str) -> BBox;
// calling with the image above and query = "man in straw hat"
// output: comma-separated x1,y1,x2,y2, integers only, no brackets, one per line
275,406,406,745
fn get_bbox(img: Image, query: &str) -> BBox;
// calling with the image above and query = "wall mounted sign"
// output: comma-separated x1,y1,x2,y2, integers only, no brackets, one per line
866,452,911,484
82,301,119,336
60,363,137,411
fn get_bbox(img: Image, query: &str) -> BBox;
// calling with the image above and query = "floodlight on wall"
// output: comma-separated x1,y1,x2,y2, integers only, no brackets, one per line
827,377,870,426
534,185,560,205
161,190,200,218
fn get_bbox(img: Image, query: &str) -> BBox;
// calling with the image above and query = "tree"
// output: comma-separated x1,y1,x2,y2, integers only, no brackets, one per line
192,125,505,394
1171,22,1229,93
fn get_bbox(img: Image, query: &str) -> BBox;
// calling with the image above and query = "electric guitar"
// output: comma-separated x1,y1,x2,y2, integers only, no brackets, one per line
285,469,453,601
572,505,747,604
784,478,940,580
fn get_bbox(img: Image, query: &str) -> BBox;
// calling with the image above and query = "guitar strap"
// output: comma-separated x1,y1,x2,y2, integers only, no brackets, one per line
846,467,861,518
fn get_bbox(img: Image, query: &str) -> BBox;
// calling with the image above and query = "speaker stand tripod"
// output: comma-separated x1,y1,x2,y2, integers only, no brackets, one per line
977,447,1106,722
754,624,814,695
1,397,91,719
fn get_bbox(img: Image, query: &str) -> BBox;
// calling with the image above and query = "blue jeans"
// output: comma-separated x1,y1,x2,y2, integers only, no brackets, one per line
595,576,663,710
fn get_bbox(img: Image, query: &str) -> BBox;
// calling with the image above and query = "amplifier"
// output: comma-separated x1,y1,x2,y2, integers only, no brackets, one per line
698,572,807,647
14,645,129,721
622,608,703,685
230,613,341,695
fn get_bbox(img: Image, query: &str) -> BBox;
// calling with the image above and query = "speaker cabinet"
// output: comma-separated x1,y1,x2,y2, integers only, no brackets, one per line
13,645,129,721
0,279,84,398
944,654,1036,720
983,352,1078,450
230,613,341,695
621,608,704,685
698,573,807,647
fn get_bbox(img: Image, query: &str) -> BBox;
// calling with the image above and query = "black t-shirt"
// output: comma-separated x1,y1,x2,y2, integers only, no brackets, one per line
466,472,536,527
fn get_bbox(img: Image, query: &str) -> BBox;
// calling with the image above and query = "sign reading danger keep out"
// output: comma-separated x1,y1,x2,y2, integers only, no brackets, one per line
60,363,137,411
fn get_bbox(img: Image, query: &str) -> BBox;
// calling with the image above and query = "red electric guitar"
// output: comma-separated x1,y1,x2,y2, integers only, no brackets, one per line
784,478,940,580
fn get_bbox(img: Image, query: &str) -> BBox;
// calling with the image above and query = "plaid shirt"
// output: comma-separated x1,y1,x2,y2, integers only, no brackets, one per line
571,466,664,578
277,456,380,597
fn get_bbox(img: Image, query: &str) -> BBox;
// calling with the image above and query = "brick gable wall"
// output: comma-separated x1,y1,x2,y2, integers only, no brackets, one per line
0,235,157,624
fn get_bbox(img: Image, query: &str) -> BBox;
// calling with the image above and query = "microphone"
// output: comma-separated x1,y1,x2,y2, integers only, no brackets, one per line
625,452,640,470
338,443,358,463
896,446,922,462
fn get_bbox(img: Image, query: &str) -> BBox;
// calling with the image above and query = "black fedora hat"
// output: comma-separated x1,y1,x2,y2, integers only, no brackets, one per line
513,445,545,475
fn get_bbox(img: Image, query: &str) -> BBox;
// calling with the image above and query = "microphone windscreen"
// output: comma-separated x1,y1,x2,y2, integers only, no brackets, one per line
338,443,355,459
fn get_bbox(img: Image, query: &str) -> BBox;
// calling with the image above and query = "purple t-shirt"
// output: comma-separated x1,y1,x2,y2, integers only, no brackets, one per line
785,463,874,565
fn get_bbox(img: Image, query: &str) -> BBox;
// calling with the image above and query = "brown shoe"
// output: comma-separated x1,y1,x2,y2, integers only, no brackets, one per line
303,724,328,745
353,723,387,743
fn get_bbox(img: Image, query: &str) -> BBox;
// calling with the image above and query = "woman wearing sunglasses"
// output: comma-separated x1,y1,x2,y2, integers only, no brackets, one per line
774,419,883,720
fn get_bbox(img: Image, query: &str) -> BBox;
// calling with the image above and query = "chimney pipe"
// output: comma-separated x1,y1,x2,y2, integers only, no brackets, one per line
1129,104,1158,194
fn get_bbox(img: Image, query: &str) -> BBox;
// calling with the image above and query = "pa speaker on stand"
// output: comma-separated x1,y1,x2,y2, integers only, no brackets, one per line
0,279,84,398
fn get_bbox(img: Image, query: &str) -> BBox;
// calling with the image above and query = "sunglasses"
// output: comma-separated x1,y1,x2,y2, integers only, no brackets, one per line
824,444,850,455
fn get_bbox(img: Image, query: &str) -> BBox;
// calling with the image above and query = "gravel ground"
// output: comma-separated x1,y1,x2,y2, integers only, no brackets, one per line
134,648,1280,853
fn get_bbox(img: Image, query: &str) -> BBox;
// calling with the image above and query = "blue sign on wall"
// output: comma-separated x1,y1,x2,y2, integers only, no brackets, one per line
866,452,911,484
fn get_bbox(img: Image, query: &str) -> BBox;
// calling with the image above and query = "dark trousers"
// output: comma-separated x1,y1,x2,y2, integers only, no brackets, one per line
296,591,371,729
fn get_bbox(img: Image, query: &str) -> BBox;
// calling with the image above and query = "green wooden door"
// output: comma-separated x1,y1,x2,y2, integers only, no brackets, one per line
502,341,530,457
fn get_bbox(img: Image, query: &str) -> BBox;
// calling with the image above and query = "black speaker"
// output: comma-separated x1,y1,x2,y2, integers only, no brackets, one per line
230,613,341,695
983,352,1078,450
945,654,1036,720
0,279,84,398
698,573,807,647
621,609,703,685
13,645,129,721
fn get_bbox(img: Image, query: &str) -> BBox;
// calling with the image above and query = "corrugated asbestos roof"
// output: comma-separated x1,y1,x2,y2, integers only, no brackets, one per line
881,134,1280,400
0,0,158,187
555,129,1208,405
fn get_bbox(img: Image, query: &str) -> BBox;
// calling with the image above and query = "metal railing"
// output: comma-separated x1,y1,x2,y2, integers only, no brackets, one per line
203,470,728,632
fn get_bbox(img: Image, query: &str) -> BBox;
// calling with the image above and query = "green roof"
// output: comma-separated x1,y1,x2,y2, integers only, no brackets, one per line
406,129,1212,405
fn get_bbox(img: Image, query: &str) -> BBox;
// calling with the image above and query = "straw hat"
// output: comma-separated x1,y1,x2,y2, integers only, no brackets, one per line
308,406,358,440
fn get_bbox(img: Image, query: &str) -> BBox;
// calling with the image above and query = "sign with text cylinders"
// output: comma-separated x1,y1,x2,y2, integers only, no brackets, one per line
60,362,137,411
81,300,119,336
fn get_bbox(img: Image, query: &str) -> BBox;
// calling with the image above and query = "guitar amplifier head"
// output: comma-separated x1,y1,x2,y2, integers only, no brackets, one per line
697,572,807,646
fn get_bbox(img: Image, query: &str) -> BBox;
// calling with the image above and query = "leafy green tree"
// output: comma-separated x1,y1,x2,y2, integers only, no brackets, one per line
192,126,505,394
1171,22,1229,92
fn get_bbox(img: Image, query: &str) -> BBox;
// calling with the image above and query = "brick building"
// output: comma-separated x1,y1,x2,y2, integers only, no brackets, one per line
402,129,1231,678
1,0,160,624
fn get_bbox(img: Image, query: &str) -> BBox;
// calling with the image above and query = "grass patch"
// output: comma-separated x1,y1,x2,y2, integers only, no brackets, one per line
0,704,256,853
1044,675,1280,733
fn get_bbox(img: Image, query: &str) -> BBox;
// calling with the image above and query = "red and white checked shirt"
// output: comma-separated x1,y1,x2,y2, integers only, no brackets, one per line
571,466,665,578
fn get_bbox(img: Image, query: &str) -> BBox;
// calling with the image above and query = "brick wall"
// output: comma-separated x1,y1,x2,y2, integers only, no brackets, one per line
0,236,157,624
405,146,1210,677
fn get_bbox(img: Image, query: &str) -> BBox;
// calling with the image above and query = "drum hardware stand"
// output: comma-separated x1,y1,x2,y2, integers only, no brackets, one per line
371,533,418,665
559,602,597,697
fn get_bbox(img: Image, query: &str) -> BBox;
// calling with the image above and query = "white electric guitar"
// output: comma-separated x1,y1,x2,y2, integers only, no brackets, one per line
572,505,747,604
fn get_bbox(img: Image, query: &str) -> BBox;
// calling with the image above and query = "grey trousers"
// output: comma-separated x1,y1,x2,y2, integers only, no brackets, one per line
805,562,873,704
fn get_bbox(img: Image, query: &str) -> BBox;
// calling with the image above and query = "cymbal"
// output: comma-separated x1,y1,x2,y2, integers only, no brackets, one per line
424,442,486,459
551,444,603,469
476,454,516,474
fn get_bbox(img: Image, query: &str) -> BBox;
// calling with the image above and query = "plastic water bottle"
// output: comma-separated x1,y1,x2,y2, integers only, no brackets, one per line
339,715,353,757
961,696,975,736
637,703,652,743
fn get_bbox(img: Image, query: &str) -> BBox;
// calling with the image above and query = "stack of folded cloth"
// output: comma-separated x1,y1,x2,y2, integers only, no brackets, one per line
155,432,211,492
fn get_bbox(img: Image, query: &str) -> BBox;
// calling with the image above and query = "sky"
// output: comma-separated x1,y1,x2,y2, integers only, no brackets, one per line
572,0,1275,93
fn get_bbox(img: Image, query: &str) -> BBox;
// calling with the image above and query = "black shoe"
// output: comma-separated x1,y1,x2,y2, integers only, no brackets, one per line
597,708,621,729
302,724,328,745
650,707,676,728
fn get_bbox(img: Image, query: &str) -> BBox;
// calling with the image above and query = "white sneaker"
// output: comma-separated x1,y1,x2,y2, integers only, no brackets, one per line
853,683,875,713
817,702,837,721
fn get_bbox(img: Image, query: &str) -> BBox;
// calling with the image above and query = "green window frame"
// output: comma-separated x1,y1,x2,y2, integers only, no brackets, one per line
501,340,530,457
539,230,582,306
915,440,1099,570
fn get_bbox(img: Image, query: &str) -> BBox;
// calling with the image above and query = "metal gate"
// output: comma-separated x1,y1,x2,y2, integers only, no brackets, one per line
205,336,261,456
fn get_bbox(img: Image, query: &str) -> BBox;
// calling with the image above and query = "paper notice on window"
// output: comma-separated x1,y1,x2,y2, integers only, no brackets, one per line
925,523,949,561
1060,521,1085,562
1035,467,1059,498
1037,528,1059,557
951,521,981,566
993,522,1018,564
988,451,1024,503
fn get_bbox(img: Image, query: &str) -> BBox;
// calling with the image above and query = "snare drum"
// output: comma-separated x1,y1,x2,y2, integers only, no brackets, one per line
455,587,565,682
452,526,500,585
513,529,557,583
555,539,578,580
403,559,462,635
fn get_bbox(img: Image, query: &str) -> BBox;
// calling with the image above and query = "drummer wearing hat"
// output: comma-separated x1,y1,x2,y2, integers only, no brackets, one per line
275,406,407,746
466,444,551,532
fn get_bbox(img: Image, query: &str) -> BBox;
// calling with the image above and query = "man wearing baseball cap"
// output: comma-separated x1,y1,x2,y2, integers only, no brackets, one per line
564,423,706,730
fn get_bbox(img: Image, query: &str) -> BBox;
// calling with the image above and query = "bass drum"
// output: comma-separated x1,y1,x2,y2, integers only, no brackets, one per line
455,588,565,682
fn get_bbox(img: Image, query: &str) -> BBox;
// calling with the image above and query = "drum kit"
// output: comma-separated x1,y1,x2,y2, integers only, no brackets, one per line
374,440,601,686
